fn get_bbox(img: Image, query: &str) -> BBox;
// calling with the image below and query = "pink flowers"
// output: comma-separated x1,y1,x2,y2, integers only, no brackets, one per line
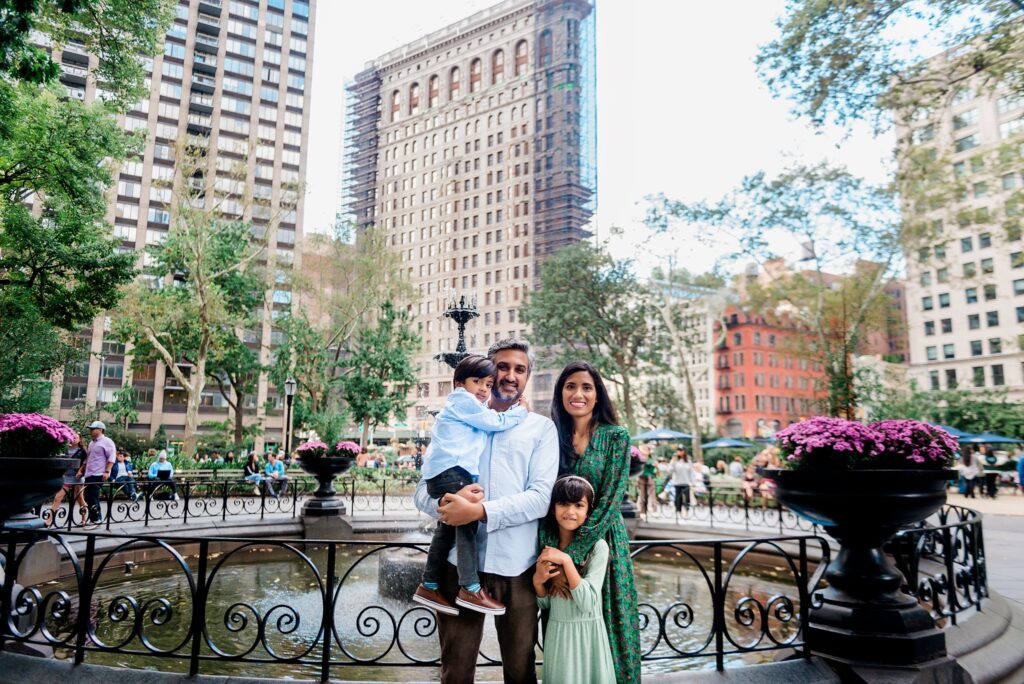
776,416,955,471
332,441,361,458
0,413,76,458
295,440,329,459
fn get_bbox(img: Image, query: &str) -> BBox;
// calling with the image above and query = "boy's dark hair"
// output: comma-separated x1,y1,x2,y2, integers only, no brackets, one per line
543,475,596,538
453,354,496,385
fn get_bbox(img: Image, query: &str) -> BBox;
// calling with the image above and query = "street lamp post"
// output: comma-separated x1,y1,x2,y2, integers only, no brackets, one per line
284,377,297,458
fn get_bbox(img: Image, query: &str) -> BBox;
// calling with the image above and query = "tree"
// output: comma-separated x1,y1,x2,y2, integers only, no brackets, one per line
520,243,670,432
337,302,421,450
104,386,138,431
636,378,690,432
114,144,273,457
271,223,415,431
207,331,263,448
0,0,175,107
757,1,1024,133
646,163,901,418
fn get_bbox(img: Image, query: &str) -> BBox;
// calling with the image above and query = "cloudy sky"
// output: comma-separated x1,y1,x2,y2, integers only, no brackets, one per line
302,0,896,277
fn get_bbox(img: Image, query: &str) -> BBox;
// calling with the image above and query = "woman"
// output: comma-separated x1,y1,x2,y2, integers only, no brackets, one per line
669,449,693,514
244,453,263,494
636,444,657,517
741,464,759,501
540,361,640,684
49,432,87,527
960,448,979,499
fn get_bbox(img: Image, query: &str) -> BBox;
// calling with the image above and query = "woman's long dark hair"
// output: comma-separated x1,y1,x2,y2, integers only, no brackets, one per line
550,361,619,476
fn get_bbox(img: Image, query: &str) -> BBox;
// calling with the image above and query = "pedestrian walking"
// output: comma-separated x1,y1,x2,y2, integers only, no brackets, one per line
669,448,694,514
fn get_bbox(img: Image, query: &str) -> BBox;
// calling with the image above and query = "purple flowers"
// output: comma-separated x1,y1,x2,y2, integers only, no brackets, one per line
776,417,956,471
295,440,329,459
332,441,361,458
0,413,76,458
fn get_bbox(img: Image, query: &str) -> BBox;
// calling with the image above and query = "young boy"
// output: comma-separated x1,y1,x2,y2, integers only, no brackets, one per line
412,354,528,616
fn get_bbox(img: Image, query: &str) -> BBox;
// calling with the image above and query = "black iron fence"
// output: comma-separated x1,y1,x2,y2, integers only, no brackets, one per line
0,505,987,680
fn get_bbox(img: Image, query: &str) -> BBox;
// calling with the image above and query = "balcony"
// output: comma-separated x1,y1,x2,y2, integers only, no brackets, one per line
189,92,214,111
187,113,212,133
65,86,86,101
194,33,219,53
191,73,216,93
191,51,217,74
196,13,221,34
198,0,222,14
59,62,88,83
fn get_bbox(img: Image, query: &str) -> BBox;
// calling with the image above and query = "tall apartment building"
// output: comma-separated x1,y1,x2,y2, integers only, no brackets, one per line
714,307,826,439
47,0,316,450
898,67,1024,401
344,0,597,419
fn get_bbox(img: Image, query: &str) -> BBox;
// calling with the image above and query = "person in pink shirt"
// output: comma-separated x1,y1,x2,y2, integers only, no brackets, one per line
81,420,116,524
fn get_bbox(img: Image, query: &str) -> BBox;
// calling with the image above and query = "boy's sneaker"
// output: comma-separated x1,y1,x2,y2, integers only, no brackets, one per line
413,585,459,616
456,587,506,615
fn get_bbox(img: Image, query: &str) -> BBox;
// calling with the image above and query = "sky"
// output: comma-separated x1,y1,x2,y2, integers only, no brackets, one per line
302,0,896,278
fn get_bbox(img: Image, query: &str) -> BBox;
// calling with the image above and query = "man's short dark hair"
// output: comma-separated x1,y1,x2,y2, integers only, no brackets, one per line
486,338,535,375
453,354,497,384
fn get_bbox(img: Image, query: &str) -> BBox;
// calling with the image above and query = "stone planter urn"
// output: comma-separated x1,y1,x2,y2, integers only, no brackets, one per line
298,455,355,517
767,468,953,667
0,457,79,530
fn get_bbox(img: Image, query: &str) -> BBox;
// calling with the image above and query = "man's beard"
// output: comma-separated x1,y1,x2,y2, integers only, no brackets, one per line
492,379,523,402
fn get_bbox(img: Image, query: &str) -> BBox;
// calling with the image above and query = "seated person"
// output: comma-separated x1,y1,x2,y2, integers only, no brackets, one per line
244,453,263,493
147,452,178,501
264,451,289,498
111,450,139,502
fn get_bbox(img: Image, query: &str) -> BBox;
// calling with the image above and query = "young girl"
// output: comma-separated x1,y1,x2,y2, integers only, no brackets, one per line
533,475,616,684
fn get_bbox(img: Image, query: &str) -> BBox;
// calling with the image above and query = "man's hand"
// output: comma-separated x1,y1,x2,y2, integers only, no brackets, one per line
454,483,484,503
102,472,110,482
437,492,484,526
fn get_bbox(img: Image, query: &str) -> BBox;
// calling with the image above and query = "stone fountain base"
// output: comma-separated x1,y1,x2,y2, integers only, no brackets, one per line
302,514,355,541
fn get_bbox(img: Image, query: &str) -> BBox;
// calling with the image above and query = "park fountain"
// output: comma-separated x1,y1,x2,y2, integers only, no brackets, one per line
433,293,479,369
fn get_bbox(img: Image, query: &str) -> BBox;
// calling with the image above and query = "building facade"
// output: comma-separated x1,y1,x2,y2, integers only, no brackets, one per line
898,69,1024,401
714,307,826,439
343,0,598,419
47,0,316,449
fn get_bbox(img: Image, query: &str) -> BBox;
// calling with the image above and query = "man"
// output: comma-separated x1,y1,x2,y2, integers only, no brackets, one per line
729,455,744,478
265,451,289,497
81,420,116,523
147,451,177,500
414,339,558,684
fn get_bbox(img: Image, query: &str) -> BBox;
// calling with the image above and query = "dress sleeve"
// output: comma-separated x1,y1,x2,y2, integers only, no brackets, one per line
536,595,550,610
568,540,608,615
562,426,630,566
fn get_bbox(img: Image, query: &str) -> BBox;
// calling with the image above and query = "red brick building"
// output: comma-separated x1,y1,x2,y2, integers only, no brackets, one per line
714,307,826,438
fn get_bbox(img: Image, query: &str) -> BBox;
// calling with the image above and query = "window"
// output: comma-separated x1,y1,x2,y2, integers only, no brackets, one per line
935,243,947,259
1015,278,1024,295
469,58,481,93
491,50,504,85
966,288,978,304
943,344,955,359
992,364,1005,386
449,66,460,99
539,29,553,67
973,366,985,387
954,134,979,152
963,261,977,277
981,257,994,274
953,109,977,129
979,232,992,249
937,267,949,283
1012,252,1023,269
929,370,940,390
989,338,1002,354
1003,173,1018,190
945,368,957,389
971,340,983,356
926,345,938,361
924,321,935,336
514,40,528,76
961,236,973,253
920,271,932,286
922,296,934,310
941,318,952,333
939,293,950,308
1018,306,1024,323
985,284,998,300
968,313,981,329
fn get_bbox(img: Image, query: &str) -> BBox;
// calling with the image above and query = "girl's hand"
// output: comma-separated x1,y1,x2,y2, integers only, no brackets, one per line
539,546,569,566
517,395,531,412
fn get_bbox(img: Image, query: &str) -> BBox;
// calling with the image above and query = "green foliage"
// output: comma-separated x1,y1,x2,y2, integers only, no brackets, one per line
636,378,690,433
646,163,902,418
0,0,176,108
337,302,421,448
104,386,139,430
520,243,670,432
757,1,1024,132
0,296,75,412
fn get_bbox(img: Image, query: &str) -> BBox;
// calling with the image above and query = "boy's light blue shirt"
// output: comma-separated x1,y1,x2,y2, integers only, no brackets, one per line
420,387,527,479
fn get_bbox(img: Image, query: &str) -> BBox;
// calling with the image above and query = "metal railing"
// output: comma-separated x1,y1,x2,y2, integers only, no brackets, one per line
0,529,829,678
0,505,987,680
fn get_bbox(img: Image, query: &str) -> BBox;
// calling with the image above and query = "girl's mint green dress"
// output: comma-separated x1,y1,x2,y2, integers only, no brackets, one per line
538,539,616,684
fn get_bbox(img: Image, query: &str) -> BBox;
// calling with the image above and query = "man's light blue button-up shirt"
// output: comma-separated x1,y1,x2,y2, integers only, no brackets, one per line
415,412,558,577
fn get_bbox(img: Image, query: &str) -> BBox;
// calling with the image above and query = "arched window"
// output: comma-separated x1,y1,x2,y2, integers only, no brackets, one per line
538,30,552,68
449,66,461,100
428,75,439,108
514,40,528,76
390,89,400,122
409,82,420,116
469,58,482,93
491,49,504,85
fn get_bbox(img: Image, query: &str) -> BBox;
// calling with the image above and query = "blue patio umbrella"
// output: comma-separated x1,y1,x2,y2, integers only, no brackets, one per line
931,424,975,439
632,428,693,441
700,437,756,450
958,432,1023,444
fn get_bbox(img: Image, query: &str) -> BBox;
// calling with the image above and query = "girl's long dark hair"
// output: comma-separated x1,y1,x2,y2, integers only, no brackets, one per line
549,361,619,476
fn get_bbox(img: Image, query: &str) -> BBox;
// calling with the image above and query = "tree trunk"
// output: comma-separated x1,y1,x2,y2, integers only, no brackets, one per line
620,373,637,435
183,377,202,458
359,420,370,452
233,390,245,447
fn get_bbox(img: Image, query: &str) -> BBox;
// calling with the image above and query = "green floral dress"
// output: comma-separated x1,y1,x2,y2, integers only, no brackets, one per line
540,423,641,684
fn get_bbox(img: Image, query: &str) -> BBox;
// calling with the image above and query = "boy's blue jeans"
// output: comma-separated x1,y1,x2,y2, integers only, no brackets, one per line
422,466,479,588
